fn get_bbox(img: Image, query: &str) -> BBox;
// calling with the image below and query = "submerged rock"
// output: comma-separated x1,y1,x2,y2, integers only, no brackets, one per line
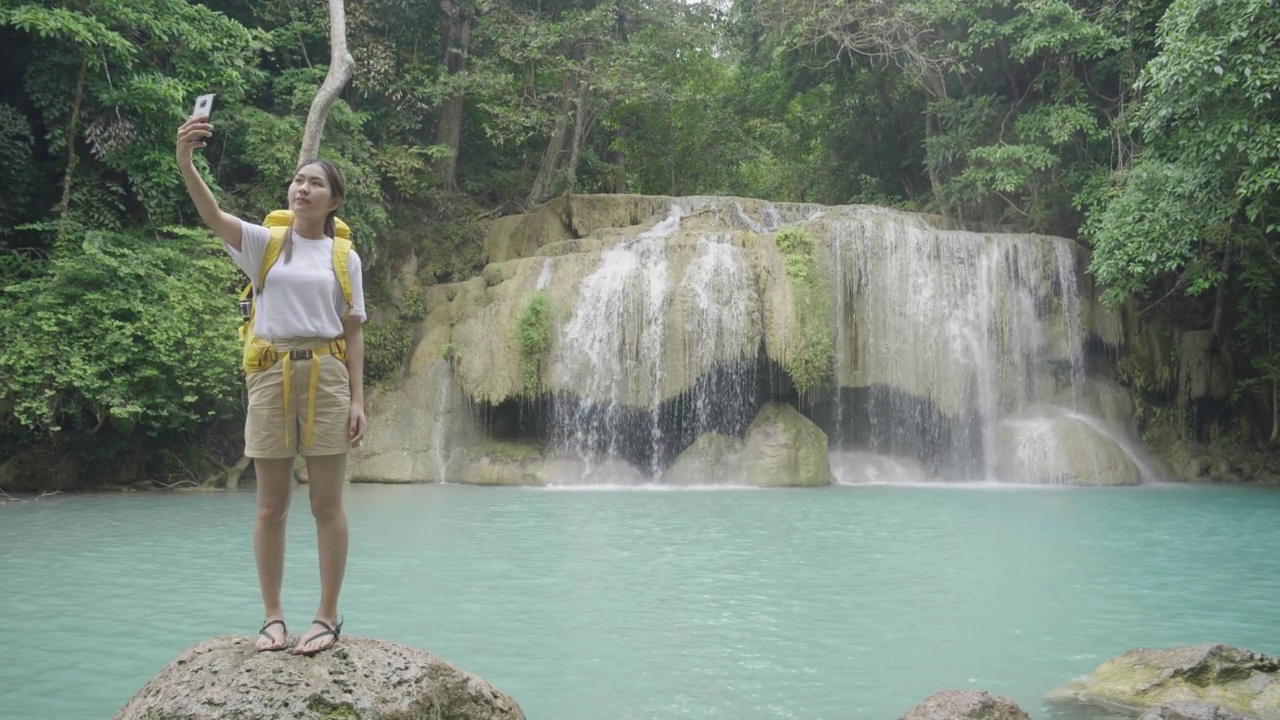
114,635,525,720
900,690,1031,720
740,403,832,487
460,440,547,486
1048,644,1280,719
458,442,648,486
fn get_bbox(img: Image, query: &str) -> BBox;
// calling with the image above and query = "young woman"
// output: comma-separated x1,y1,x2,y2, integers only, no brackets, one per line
176,114,367,656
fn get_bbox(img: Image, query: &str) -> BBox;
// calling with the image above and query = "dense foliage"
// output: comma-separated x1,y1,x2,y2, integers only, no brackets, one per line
2,0,1277,484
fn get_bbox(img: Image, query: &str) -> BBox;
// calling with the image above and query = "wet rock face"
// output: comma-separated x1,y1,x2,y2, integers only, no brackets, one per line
899,690,1031,720
1048,644,1280,720
994,408,1142,485
114,635,526,720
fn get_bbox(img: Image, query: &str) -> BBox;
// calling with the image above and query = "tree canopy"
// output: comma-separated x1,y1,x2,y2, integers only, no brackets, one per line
2,0,1277,483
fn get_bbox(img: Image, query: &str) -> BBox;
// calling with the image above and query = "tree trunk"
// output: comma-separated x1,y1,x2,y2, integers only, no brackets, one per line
612,123,627,193
610,0,629,194
1211,244,1232,340
56,55,88,249
527,75,579,206
298,0,355,165
921,68,947,211
563,78,593,196
434,0,480,191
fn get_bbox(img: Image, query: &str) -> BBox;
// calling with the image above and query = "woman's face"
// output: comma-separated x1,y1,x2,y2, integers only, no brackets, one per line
288,163,341,218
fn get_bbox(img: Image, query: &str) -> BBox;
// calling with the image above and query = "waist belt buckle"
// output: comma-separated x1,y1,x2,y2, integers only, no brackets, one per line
289,349,313,361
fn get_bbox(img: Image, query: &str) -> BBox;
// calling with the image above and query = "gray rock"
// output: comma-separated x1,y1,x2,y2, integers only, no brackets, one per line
900,690,1031,720
994,408,1141,485
114,635,525,720
1139,700,1258,720
740,403,832,487
1048,644,1280,720
664,433,745,485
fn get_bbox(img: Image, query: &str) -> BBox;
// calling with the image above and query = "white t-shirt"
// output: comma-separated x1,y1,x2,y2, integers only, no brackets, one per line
225,220,366,340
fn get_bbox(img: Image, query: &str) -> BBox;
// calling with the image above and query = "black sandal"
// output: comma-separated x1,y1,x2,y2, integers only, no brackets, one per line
256,619,289,652
294,617,343,656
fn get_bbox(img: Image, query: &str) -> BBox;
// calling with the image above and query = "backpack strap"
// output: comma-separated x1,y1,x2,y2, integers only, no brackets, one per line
331,236,353,319
245,213,351,330
258,225,288,291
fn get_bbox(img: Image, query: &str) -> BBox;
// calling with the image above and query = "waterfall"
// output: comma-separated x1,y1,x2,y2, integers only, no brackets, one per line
670,233,761,449
552,206,680,473
426,195,1145,486
535,258,554,290
823,208,1091,480
431,363,457,482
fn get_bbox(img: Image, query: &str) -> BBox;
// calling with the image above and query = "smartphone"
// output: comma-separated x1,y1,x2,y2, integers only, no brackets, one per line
191,93,215,121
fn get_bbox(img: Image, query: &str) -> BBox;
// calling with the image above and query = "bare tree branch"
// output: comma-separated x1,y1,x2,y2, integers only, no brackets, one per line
755,0,958,88
299,0,355,164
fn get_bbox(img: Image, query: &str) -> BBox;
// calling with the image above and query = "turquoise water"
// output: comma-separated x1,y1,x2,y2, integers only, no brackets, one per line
1,483,1278,720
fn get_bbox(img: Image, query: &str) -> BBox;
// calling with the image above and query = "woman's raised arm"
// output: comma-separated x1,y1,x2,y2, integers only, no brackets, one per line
176,115,243,250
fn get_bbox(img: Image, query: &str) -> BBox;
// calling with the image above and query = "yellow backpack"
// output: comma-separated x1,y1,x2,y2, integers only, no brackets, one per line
239,209,354,374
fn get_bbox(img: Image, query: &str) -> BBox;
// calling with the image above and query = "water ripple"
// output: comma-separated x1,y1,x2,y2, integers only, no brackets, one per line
0,484,1278,720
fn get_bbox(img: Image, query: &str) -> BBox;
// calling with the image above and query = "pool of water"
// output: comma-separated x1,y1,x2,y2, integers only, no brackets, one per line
1,482,1278,720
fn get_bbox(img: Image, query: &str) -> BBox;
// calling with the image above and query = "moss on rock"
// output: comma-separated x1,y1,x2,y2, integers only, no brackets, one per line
773,227,833,398
514,292,553,393
1048,644,1280,719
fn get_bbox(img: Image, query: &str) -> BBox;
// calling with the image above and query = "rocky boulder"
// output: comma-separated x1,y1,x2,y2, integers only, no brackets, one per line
740,403,832,487
664,433,745,485
458,441,547,486
994,408,1141,485
1049,644,1280,719
1140,700,1259,720
459,442,649,486
114,635,525,720
900,690,1031,720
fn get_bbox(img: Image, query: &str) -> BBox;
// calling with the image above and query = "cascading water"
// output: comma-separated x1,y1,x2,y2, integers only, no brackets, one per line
547,206,767,478
665,233,762,454
552,207,680,474
422,195,1148,486
820,208,1093,480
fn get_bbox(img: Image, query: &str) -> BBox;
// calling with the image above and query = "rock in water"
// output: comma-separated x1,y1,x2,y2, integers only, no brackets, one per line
740,402,833,487
1140,700,1259,720
114,635,526,720
1048,644,1280,720
900,690,1031,720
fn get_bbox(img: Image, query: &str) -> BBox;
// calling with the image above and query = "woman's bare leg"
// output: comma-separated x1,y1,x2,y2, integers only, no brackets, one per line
294,453,348,654
253,457,294,650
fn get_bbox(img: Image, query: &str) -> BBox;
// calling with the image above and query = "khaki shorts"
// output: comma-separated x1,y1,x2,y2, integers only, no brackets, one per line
244,337,352,459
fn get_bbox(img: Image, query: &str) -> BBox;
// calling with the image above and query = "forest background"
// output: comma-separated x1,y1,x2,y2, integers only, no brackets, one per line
1,0,1277,486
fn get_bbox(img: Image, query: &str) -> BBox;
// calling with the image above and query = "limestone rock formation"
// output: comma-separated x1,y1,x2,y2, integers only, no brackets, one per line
994,408,1141,485
740,403,833,487
1056,378,1139,438
1048,644,1280,719
458,441,546,486
664,433,745,485
900,690,1031,720
348,360,479,483
350,193,1155,487
114,635,525,720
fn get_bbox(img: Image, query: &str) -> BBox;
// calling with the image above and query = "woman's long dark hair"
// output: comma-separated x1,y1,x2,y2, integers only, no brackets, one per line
283,157,347,263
